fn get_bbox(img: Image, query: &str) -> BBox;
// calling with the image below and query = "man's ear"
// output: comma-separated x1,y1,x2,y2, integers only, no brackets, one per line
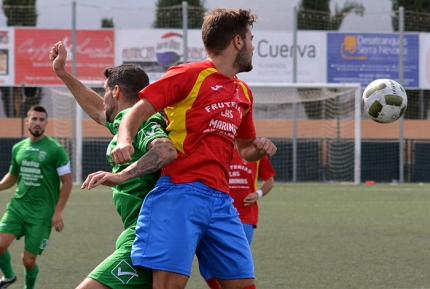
233,35,243,50
113,85,121,99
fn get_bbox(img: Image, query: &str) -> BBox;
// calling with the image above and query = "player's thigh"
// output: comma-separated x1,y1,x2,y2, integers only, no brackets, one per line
132,179,212,276
197,201,254,280
152,270,188,289
76,278,111,289
0,210,24,253
0,209,24,236
0,233,16,254
24,223,52,255
89,239,152,289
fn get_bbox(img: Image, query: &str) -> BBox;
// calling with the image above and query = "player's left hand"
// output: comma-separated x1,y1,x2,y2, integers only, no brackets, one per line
82,171,126,189
52,212,64,232
253,137,277,157
243,192,258,206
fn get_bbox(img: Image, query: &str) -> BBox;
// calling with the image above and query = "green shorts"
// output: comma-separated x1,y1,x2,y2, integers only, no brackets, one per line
0,209,51,255
88,226,152,289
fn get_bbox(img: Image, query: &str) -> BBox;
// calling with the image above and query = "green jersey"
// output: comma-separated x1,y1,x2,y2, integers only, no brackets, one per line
105,108,168,229
8,136,71,226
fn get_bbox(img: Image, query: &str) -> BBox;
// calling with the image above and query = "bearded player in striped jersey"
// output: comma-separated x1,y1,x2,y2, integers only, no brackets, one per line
86,8,277,289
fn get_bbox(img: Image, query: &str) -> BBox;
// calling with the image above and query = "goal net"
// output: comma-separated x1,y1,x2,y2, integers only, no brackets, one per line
48,82,361,184
249,83,361,184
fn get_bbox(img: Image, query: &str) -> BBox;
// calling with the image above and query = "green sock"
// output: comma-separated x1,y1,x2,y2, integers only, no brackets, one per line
0,250,15,279
24,264,39,289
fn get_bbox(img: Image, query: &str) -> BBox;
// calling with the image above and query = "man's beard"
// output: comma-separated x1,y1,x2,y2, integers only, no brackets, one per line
105,92,116,123
29,128,44,137
105,106,115,123
234,44,253,73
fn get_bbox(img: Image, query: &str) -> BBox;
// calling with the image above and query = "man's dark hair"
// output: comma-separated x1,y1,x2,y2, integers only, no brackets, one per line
103,64,150,102
201,8,257,55
27,105,48,118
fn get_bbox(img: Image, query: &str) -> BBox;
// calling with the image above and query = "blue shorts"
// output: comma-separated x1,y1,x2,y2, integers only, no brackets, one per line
242,223,255,245
131,176,254,280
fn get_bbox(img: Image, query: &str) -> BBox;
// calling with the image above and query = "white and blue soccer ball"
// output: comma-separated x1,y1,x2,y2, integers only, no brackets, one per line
362,79,408,124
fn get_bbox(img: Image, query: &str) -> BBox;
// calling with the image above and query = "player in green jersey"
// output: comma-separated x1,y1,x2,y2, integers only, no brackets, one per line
0,105,73,289
50,41,177,289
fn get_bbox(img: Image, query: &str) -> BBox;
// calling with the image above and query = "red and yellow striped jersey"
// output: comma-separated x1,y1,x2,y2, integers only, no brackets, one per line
140,60,257,193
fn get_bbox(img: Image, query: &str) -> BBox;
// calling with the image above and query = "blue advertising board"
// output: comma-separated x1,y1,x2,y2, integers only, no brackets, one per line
327,33,419,88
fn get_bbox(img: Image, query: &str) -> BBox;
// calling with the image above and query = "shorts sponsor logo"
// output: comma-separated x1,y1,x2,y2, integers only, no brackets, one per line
40,238,49,249
0,223,7,227
111,260,139,284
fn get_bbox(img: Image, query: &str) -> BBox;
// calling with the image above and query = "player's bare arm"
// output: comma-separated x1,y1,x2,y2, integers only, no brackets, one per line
243,176,274,206
83,137,177,189
112,99,157,164
52,172,73,232
0,173,18,191
235,137,277,162
50,41,106,125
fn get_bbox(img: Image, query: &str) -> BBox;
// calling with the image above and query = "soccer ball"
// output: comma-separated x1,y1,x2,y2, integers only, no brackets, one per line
362,79,408,123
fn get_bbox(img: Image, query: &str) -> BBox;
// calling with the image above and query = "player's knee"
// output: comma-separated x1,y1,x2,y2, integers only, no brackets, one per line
21,251,37,269
218,279,255,289
22,258,36,269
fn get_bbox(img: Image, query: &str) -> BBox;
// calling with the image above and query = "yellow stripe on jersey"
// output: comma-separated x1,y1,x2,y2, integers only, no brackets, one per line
254,159,261,191
234,81,251,115
165,67,218,154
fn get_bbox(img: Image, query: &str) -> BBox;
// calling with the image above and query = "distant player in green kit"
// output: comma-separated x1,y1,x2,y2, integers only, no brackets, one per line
0,105,73,289
50,41,177,289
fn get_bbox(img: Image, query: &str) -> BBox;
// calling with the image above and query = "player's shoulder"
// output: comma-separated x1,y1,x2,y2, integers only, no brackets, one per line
234,76,251,89
12,138,29,150
168,60,213,74
14,137,29,146
43,135,59,144
42,136,66,149
144,112,168,128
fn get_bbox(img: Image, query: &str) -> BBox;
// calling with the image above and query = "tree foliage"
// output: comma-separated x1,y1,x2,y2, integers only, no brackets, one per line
1,0,40,118
153,0,205,29
101,17,114,28
296,1,365,119
2,0,37,26
298,0,364,30
392,0,430,32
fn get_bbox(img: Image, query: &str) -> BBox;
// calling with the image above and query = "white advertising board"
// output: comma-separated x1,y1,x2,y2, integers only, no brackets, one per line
115,29,326,83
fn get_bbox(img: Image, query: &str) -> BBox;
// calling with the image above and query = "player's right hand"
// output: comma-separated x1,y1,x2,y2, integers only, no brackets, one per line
253,137,277,157
111,141,134,164
243,192,258,206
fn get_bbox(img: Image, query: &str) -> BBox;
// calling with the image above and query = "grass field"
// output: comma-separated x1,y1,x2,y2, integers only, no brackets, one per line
1,182,430,288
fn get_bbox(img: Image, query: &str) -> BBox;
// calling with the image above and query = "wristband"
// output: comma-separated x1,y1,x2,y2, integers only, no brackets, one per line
256,189,263,199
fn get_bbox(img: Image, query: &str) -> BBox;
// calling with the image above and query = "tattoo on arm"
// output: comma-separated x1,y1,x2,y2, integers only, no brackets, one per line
124,143,176,179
